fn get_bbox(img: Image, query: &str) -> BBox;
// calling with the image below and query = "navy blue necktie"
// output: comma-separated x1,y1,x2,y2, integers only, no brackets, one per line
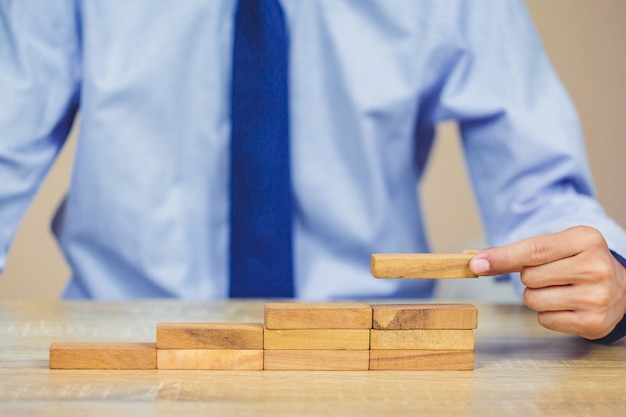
229,0,294,298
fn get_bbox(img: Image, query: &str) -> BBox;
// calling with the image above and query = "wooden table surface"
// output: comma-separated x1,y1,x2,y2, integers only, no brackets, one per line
1,300,624,417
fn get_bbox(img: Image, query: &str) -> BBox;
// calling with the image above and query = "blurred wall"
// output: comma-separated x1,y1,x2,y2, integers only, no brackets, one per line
1,0,624,299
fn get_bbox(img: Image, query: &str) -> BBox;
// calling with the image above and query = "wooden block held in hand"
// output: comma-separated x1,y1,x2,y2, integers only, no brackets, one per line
372,304,478,330
157,349,263,370
370,253,477,278
50,342,156,369
370,329,474,350
264,328,370,350
263,350,369,370
156,322,263,350
264,303,372,329
369,350,474,371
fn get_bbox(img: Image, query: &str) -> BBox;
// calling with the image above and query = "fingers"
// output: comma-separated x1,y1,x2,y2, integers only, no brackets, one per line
523,286,571,312
466,226,626,339
469,226,607,277
519,259,579,289
523,281,611,313
520,248,626,339
520,249,613,289
532,310,618,340
525,283,617,339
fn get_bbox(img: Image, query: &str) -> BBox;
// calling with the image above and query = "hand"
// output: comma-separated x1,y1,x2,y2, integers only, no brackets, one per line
469,226,626,340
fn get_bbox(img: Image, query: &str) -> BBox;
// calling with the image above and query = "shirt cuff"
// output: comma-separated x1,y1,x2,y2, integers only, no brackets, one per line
591,250,626,344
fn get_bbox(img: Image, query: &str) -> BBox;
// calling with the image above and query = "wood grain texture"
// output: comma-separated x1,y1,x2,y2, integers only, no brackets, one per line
369,350,474,371
370,330,474,350
264,328,370,350
8,301,626,416
264,303,372,329
372,304,478,330
157,349,263,370
370,253,477,278
156,322,263,349
263,350,370,370
49,342,156,369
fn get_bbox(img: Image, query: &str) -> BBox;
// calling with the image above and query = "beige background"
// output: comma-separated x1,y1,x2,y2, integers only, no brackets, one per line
1,0,624,299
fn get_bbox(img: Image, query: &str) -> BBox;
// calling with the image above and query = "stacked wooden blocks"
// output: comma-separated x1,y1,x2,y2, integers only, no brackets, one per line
50,303,477,371
156,323,264,370
263,303,372,370
369,303,476,370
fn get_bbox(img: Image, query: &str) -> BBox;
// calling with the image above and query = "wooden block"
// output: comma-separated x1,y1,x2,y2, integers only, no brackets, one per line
264,328,370,350
156,322,263,349
372,304,477,330
370,253,477,278
263,350,369,370
157,349,263,370
264,303,372,329
370,330,474,350
369,350,474,371
50,342,156,369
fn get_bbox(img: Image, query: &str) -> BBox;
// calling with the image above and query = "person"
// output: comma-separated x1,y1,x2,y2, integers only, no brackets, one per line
1,0,624,342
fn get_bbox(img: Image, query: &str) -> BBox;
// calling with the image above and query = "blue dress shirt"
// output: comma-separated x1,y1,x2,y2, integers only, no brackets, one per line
1,0,625,300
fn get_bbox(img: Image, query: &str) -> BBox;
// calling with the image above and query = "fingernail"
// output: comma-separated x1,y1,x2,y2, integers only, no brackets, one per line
470,258,490,275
